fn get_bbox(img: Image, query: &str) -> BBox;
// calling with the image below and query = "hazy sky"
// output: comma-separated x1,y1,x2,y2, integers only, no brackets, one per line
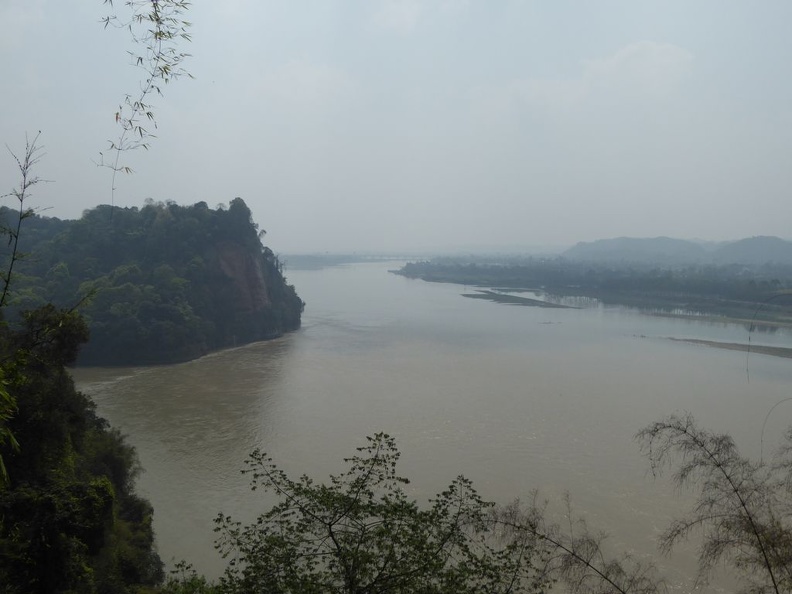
2,1,791,253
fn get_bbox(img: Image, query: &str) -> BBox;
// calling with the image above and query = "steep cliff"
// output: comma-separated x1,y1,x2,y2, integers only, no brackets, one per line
216,240,272,311
0,198,304,365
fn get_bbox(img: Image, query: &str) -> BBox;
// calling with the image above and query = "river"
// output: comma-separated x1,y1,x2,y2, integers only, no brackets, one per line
73,261,792,588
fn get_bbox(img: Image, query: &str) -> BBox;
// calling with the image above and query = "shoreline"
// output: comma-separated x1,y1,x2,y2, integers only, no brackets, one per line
71,329,295,369
396,270,792,329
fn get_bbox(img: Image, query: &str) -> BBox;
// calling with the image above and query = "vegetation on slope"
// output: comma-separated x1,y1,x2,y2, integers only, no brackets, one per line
0,306,164,593
1,198,304,365
0,136,164,594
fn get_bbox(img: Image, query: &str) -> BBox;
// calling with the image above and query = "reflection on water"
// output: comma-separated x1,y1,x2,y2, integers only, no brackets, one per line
73,262,792,587
746,323,781,334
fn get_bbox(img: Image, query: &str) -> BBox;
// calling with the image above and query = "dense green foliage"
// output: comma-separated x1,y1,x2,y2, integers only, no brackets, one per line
213,433,550,594
1,198,303,365
0,305,163,593
162,424,792,594
1,3,193,590
397,258,792,323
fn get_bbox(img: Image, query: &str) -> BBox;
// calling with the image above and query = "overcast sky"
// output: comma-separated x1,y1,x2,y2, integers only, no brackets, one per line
2,1,791,253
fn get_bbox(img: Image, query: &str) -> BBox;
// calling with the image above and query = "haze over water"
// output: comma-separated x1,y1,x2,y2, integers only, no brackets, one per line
74,261,792,587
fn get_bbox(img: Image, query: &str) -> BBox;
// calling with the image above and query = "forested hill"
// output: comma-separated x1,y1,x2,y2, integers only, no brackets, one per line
564,235,792,266
2,198,303,365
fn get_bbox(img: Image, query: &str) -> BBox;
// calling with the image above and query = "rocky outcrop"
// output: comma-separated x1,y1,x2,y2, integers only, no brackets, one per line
216,241,272,312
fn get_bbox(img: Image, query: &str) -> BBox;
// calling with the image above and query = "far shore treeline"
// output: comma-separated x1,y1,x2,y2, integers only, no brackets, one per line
396,246,792,325
0,198,303,366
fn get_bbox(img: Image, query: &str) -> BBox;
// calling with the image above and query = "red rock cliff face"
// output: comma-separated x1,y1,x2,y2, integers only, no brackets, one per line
215,241,271,311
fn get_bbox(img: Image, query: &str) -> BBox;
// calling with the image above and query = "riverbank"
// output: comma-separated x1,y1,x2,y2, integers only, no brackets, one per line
395,260,792,328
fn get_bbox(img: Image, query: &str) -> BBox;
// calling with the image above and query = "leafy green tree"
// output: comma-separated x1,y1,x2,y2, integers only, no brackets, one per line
637,414,792,594
1,1,192,589
0,133,44,487
209,420,792,594
0,372,18,487
160,562,221,594
214,433,549,594
0,303,164,594
99,0,192,205
490,414,792,594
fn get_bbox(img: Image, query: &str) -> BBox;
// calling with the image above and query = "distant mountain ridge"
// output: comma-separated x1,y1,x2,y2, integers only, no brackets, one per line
564,236,792,266
713,236,792,266
564,237,707,265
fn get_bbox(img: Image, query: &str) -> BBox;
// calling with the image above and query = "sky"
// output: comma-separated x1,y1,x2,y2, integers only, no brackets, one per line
2,0,792,253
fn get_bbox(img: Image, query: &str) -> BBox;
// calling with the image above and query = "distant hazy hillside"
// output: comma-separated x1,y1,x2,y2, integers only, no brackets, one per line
563,237,708,265
713,236,792,265
565,236,792,266
1,199,304,365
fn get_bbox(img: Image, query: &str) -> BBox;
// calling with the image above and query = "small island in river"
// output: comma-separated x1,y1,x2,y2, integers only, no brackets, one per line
462,290,574,308
668,338,792,360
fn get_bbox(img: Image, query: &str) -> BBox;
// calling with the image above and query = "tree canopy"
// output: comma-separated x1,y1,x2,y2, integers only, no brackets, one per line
0,137,165,594
0,305,164,593
0,198,303,365
1,3,191,591
159,421,792,594
213,433,550,594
